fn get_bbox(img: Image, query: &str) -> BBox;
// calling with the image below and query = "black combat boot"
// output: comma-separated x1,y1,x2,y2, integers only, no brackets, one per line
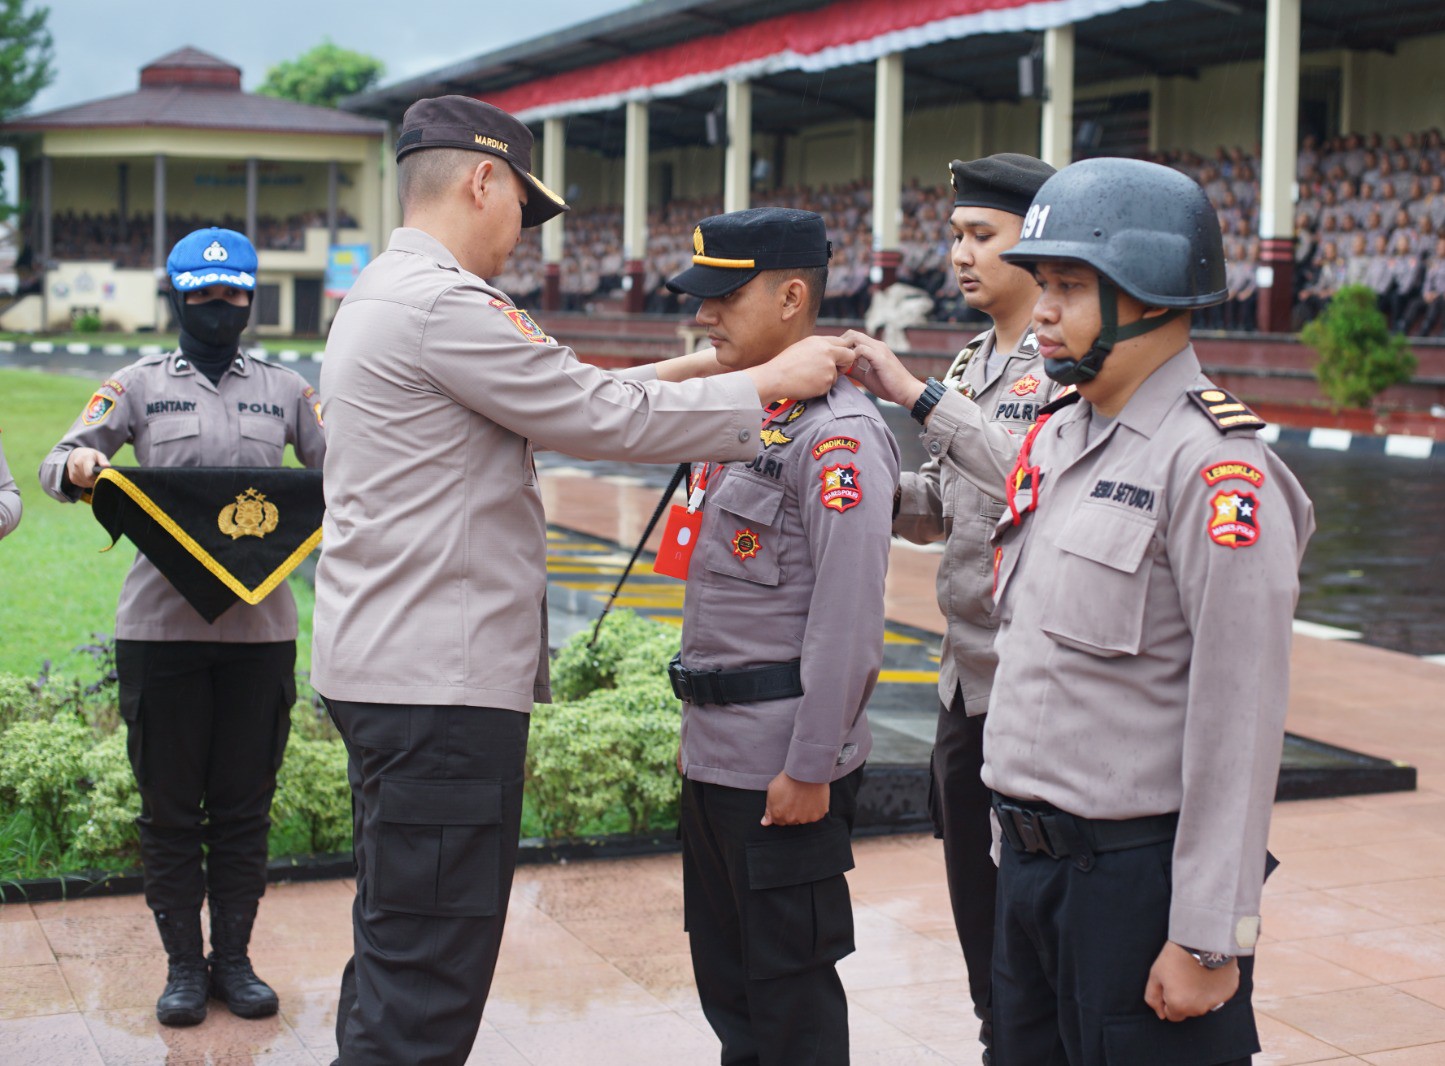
207,901,279,1018
153,908,208,1027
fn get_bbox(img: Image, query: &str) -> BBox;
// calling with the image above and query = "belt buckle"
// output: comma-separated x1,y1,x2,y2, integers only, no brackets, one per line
667,657,690,702
1013,808,1061,859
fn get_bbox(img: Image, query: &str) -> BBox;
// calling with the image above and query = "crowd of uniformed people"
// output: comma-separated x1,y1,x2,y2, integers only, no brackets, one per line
5,89,1321,1066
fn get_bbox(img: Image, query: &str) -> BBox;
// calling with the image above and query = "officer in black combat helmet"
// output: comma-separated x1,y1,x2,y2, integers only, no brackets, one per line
965,157,1314,1063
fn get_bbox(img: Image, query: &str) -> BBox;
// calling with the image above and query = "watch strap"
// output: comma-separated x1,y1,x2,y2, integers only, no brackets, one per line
911,377,947,425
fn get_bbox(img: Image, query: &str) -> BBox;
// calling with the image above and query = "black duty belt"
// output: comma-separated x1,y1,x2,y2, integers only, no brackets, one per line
668,654,804,706
993,793,1178,871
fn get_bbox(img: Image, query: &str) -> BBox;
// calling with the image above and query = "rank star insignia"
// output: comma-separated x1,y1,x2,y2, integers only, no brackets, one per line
1009,374,1041,397
760,428,793,448
820,463,863,513
219,487,280,540
731,528,761,560
1207,490,1260,549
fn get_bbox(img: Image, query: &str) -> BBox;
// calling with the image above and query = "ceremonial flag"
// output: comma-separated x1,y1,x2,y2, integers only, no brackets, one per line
89,467,323,623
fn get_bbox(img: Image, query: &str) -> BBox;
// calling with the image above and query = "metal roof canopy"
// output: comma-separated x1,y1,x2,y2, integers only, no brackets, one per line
343,0,1445,157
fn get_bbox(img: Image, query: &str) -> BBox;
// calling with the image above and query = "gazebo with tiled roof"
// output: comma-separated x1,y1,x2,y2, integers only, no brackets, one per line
1,47,390,334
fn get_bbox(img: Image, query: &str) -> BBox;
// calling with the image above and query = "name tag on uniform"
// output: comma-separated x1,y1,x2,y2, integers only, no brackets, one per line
653,505,702,579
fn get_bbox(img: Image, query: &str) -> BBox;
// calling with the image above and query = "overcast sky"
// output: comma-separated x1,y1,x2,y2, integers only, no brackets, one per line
30,0,632,113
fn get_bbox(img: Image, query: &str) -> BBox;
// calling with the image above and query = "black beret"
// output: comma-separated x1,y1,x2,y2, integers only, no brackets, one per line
949,153,1057,217
667,207,831,299
396,95,568,228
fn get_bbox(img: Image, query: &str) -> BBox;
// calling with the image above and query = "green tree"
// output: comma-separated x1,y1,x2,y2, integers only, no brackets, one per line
257,39,384,109
0,0,55,221
1300,285,1418,409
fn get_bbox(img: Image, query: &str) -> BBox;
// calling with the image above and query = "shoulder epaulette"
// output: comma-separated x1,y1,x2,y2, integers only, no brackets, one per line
1038,390,1082,417
1186,387,1265,433
942,335,988,385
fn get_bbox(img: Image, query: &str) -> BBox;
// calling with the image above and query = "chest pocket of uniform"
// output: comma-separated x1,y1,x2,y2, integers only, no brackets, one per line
147,415,200,446
239,414,287,462
1039,504,1159,657
703,474,784,587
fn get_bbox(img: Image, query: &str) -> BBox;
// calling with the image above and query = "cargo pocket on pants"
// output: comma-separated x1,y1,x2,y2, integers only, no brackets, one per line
373,777,503,918
742,818,856,980
1103,998,1259,1065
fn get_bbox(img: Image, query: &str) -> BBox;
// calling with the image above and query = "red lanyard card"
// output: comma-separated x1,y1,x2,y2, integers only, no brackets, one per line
653,505,703,579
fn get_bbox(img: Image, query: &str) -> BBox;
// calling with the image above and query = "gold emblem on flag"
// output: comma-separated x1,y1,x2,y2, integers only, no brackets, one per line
219,488,280,540
693,226,705,255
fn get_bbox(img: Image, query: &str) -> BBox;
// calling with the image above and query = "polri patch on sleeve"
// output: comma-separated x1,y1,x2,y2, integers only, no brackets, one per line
102,378,126,396
811,436,859,460
489,297,553,344
1187,388,1265,433
1207,490,1261,548
82,392,116,427
819,463,862,512
1200,461,1265,488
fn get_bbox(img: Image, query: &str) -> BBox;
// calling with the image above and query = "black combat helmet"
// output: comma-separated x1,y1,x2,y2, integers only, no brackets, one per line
1001,157,1227,385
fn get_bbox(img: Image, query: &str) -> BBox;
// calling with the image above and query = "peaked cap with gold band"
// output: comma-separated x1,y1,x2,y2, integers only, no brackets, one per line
89,467,324,624
666,207,831,299
395,95,568,228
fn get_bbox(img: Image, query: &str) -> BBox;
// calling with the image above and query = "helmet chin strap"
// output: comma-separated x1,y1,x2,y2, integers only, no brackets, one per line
1043,278,1184,386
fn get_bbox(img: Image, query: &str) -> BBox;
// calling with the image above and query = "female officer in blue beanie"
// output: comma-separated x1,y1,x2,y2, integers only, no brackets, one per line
39,227,327,1027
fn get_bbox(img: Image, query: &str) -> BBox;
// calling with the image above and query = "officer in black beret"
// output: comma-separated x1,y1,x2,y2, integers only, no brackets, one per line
846,152,1061,1065
668,207,900,1066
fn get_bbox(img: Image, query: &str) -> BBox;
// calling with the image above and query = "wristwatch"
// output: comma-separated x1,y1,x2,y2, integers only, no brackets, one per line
910,377,948,426
1184,947,1234,970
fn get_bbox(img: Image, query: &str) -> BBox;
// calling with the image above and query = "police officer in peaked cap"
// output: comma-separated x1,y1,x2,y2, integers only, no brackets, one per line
312,98,854,1066
667,207,900,1065
39,227,326,1027
979,158,1315,1063
845,152,1063,1063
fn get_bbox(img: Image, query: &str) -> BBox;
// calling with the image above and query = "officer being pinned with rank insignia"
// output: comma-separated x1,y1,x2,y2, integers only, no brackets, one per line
981,158,1315,1064
663,208,900,1066
842,152,1062,1063
39,227,326,1028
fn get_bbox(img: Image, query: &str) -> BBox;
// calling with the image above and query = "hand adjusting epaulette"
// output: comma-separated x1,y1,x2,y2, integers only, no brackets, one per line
1186,388,1265,433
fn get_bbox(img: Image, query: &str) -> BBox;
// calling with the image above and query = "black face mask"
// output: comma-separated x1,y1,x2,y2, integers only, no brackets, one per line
178,298,252,350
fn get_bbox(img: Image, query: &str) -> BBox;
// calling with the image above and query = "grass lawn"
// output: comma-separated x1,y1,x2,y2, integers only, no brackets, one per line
0,367,314,680
1,331,328,354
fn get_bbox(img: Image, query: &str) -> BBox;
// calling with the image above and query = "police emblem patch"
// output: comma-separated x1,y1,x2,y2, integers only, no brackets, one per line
1201,461,1265,488
760,428,793,448
312,401,325,428
820,463,862,513
504,307,549,343
202,240,228,262
218,487,280,540
82,392,115,427
811,436,859,459
1207,490,1260,549
1009,374,1040,397
731,528,761,560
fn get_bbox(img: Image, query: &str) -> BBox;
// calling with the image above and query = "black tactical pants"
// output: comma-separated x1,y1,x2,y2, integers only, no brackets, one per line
928,690,995,1022
324,700,529,1066
681,767,863,1066
993,833,1258,1066
115,639,294,912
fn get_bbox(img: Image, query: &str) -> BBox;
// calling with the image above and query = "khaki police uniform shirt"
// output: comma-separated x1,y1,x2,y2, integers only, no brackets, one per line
0,437,20,539
893,327,1067,713
984,346,1315,957
311,227,762,713
679,378,900,791
39,352,327,641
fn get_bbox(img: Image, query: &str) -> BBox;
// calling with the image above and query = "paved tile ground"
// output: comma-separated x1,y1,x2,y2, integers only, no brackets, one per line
3,471,1443,1064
